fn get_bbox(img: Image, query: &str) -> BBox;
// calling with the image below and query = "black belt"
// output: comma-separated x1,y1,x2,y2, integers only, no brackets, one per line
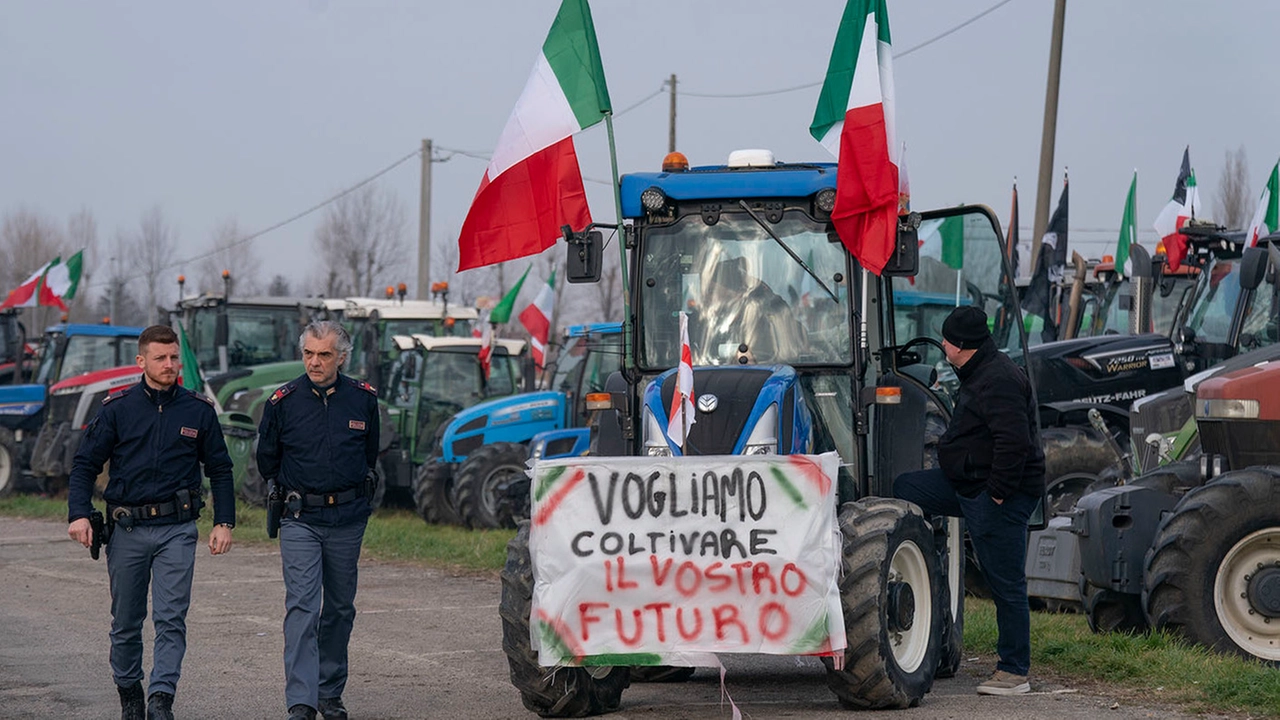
297,487,364,508
108,495,199,521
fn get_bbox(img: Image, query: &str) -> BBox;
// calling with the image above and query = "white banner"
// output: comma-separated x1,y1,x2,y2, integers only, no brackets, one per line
528,452,846,667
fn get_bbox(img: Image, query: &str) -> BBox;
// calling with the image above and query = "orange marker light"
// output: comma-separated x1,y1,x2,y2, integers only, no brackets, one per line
662,152,689,172
385,286,395,298
585,392,613,411
875,387,903,405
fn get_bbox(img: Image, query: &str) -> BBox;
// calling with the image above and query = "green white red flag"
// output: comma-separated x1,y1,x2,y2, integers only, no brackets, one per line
810,0,899,276
456,0,612,272
1246,161,1279,247
43,250,84,309
518,271,556,369
665,311,695,451
1117,172,1138,278
1,257,64,311
1153,147,1200,270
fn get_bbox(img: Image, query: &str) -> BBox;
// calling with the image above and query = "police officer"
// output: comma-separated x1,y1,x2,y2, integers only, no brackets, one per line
258,320,379,720
67,325,236,720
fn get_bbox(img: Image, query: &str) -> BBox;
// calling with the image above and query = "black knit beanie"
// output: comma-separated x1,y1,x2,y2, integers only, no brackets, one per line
942,306,990,350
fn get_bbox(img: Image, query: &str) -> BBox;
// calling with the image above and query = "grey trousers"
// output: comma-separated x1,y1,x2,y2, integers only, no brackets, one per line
105,521,198,696
279,517,367,710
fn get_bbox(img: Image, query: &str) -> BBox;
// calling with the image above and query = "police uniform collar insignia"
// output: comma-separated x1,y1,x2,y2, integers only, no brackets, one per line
347,376,377,395
102,386,133,405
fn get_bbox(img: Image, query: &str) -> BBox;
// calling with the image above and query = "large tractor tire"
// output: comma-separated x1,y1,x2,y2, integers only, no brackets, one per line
238,462,269,507
1082,582,1145,634
455,442,529,530
1042,425,1119,495
0,428,18,497
1143,468,1280,665
500,521,630,716
935,516,965,679
823,498,943,709
412,458,461,525
368,465,387,511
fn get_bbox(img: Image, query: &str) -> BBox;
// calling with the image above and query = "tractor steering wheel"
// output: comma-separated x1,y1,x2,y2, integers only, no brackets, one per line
897,336,946,368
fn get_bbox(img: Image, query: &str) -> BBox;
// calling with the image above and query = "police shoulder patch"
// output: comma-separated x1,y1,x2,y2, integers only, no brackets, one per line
190,391,215,406
348,377,377,395
268,382,296,405
102,386,133,405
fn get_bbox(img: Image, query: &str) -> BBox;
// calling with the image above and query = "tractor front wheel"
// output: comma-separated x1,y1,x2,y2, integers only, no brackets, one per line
455,442,529,529
0,428,18,497
500,521,630,716
1144,468,1280,665
824,498,942,709
412,458,461,525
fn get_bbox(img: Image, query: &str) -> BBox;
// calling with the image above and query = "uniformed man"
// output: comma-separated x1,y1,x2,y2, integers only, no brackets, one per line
258,320,380,720
67,325,236,720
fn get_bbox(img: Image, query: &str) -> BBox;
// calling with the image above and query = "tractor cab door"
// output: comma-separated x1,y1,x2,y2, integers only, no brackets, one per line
871,205,1028,498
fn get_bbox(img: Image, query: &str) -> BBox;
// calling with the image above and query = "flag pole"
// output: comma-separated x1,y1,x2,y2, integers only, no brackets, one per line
605,112,633,375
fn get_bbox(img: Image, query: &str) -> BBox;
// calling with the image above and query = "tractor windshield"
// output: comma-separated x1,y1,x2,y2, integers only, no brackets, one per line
189,305,302,372
1235,253,1279,351
1184,257,1246,345
889,211,1025,396
638,210,852,370
38,334,136,385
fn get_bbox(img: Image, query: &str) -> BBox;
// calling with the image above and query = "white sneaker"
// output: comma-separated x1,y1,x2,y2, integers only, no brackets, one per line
976,670,1030,695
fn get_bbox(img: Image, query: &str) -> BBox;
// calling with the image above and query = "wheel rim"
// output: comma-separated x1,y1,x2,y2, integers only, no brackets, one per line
482,463,526,517
887,539,932,673
945,517,962,619
0,443,11,492
1214,527,1280,661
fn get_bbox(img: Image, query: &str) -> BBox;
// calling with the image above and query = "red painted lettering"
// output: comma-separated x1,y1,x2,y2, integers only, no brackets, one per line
579,602,609,642
650,555,673,586
675,561,702,597
704,562,732,592
603,559,613,592
758,602,790,641
713,604,748,643
731,561,753,594
676,606,703,640
643,602,672,642
616,556,638,590
615,608,643,646
780,563,807,597
751,561,778,595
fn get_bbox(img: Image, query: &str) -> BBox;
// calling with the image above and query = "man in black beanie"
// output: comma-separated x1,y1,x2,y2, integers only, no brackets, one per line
895,305,1044,695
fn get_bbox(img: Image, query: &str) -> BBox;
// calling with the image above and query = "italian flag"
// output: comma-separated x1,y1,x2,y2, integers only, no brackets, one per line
1152,147,1200,270
1117,172,1138,278
43,250,84,310
0,255,73,311
1246,161,1279,247
518,270,556,369
456,0,612,272
810,0,899,276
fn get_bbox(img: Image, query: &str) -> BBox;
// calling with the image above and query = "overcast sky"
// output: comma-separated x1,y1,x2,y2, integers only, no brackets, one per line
3,0,1278,303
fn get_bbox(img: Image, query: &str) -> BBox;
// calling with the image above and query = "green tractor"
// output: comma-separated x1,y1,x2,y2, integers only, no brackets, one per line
501,150,1034,713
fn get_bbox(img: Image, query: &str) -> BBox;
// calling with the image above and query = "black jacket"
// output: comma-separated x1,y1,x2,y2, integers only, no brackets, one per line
68,381,235,525
256,373,380,525
936,339,1045,500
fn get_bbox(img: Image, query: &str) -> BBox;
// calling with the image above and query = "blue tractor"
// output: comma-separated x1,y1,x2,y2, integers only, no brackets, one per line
0,322,144,495
500,149,1036,714
414,322,622,528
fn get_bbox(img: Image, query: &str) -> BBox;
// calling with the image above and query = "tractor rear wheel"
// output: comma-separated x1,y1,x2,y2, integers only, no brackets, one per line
1143,468,1280,665
823,498,942,709
935,516,965,679
500,521,630,716
455,442,528,529
412,458,461,525
238,463,269,507
0,428,18,497
1082,582,1145,634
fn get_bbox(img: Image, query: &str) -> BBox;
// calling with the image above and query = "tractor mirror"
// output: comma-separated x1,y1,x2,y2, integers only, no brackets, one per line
565,229,603,284
1240,246,1267,291
881,213,920,277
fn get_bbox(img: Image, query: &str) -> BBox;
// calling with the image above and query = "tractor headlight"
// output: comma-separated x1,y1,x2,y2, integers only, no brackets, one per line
642,406,672,456
530,438,547,460
815,188,836,214
641,186,668,213
1196,398,1260,419
743,404,778,455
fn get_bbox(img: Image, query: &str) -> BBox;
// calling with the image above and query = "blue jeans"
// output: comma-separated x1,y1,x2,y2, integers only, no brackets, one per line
894,468,1037,676
106,521,198,695
279,516,367,710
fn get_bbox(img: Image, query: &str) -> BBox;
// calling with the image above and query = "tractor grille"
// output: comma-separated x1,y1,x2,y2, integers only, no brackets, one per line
46,393,79,426
660,368,771,455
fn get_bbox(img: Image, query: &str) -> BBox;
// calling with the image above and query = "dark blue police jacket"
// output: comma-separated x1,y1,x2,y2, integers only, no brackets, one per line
256,373,380,526
68,381,235,526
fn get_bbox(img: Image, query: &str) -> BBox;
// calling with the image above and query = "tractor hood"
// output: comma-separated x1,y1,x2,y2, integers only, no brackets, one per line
0,383,45,417
1027,333,1178,408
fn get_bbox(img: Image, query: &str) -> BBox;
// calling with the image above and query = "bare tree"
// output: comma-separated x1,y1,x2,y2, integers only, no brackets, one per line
313,183,409,297
267,274,293,297
196,217,260,297
100,230,147,327
1214,145,1251,229
128,205,178,325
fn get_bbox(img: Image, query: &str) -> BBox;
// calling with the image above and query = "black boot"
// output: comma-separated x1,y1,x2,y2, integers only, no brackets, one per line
287,705,317,720
117,681,145,720
147,691,175,720
317,697,348,720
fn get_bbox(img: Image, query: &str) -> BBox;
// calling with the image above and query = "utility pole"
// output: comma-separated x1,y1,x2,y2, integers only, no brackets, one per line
668,73,677,153
1032,0,1067,270
417,138,433,300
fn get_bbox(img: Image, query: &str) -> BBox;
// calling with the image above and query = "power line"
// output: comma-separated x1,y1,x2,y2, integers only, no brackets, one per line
88,148,422,289
680,0,1019,100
